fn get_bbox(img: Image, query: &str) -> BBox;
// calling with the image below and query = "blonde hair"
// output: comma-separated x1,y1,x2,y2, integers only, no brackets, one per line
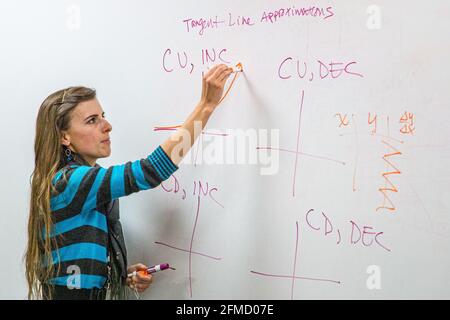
25,86,96,299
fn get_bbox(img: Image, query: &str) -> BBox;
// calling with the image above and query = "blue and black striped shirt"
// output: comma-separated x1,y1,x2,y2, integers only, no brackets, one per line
47,146,178,289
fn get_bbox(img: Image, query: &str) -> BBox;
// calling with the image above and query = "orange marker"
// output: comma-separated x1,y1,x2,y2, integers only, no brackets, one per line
232,62,243,73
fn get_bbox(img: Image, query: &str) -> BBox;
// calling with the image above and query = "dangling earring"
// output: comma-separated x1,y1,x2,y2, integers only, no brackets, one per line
65,147,74,162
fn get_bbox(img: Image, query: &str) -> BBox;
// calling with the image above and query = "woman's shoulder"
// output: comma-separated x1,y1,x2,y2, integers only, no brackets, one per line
52,164,79,183
51,164,89,196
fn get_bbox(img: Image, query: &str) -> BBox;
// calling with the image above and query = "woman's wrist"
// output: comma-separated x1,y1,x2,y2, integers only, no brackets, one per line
197,100,217,115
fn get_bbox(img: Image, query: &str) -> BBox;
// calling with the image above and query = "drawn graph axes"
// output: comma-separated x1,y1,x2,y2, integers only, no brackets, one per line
250,221,341,300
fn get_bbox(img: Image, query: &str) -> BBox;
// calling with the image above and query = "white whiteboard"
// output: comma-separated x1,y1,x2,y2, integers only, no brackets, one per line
1,0,450,299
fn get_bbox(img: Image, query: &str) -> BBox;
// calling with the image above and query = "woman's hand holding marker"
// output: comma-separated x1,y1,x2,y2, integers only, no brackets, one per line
126,263,153,293
200,64,234,112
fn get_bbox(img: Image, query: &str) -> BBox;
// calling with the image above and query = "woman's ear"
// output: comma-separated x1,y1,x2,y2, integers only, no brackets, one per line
60,131,71,147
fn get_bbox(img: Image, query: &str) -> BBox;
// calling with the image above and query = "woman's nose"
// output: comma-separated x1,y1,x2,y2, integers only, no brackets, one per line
103,119,112,132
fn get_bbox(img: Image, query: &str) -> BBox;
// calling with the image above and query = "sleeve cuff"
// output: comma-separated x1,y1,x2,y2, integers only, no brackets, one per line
148,146,179,181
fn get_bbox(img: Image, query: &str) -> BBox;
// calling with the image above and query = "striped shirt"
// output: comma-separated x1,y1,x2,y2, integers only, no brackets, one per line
47,145,178,289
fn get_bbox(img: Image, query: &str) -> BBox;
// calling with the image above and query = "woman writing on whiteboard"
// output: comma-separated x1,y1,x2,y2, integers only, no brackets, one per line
25,64,234,299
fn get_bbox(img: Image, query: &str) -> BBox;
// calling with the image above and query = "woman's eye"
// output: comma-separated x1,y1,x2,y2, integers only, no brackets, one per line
88,118,96,124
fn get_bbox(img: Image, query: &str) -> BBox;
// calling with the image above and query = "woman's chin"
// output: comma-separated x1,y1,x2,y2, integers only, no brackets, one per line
103,144,112,153
99,149,111,158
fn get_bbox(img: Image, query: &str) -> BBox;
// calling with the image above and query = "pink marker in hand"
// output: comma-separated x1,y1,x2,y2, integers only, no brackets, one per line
127,263,176,278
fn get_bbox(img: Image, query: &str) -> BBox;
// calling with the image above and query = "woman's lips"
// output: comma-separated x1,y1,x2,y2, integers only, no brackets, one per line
101,139,110,144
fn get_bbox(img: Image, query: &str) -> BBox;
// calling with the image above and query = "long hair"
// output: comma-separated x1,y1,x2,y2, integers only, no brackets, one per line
25,86,96,299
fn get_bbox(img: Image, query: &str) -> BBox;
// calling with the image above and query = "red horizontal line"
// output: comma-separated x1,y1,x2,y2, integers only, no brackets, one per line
256,146,345,165
250,270,341,284
155,241,222,261
153,127,229,136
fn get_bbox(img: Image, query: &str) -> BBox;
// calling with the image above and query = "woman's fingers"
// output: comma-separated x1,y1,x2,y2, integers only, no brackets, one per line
132,274,152,293
127,263,147,274
134,263,147,271
200,64,235,107
211,65,229,82
136,284,149,293
136,271,153,283
203,64,224,79
219,68,233,83
205,64,229,83
131,272,152,284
